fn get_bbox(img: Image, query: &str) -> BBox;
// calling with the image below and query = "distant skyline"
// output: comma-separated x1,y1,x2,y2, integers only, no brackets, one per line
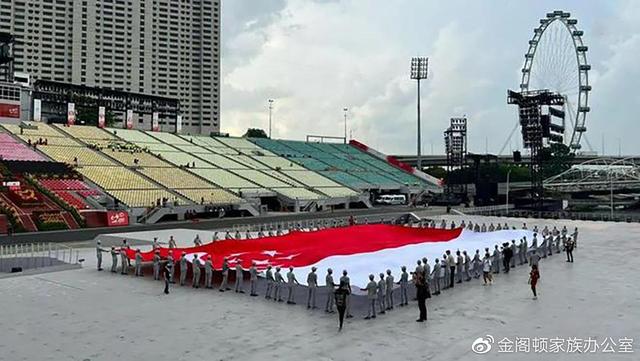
220,0,639,156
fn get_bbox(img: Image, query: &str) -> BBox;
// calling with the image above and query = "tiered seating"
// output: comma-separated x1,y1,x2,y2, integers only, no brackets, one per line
233,155,269,169
54,191,90,209
174,189,241,204
319,170,373,189
53,124,115,140
144,143,176,152
77,166,157,190
174,144,209,154
39,146,115,166
209,146,240,155
316,187,359,198
179,135,358,200
290,157,330,171
193,153,247,169
38,178,96,209
155,151,214,168
190,168,262,190
2,122,61,138
282,170,343,187
184,136,222,147
106,150,171,168
215,137,261,150
108,189,181,208
263,170,305,187
106,128,160,144
2,125,187,208
0,132,47,161
146,131,191,145
234,169,294,188
254,156,305,170
39,179,91,191
16,134,80,146
253,138,429,190
272,187,324,200
139,167,217,189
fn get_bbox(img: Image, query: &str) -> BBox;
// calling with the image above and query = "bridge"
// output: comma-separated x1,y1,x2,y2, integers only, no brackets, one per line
393,154,640,168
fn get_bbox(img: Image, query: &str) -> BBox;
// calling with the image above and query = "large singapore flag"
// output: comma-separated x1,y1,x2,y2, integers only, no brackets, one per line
127,224,534,287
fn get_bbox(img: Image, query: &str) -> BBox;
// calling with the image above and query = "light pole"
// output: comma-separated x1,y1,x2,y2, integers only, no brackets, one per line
506,168,513,215
268,99,274,138
410,57,428,171
343,107,348,143
609,171,614,219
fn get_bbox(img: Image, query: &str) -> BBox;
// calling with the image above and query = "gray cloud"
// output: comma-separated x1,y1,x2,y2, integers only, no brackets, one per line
220,0,639,156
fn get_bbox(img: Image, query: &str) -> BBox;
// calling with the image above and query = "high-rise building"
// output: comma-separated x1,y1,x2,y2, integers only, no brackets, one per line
0,0,220,134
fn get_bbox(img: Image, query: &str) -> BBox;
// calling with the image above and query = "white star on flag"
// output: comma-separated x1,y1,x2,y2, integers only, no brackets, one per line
262,250,279,257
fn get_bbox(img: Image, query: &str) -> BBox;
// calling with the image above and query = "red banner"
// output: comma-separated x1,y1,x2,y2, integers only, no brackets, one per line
0,103,20,118
107,211,129,227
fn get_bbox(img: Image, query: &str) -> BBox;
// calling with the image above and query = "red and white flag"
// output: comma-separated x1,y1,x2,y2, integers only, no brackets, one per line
127,224,534,287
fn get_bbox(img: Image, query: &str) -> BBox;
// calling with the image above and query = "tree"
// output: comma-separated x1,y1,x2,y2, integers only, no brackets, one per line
243,128,268,138
540,143,574,179
424,166,446,179
76,106,117,127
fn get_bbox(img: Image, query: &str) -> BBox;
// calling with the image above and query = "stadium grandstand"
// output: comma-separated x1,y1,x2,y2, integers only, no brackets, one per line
0,121,440,233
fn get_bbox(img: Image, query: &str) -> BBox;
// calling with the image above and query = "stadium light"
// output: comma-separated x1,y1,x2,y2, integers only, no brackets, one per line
268,99,274,138
410,56,428,170
343,107,348,144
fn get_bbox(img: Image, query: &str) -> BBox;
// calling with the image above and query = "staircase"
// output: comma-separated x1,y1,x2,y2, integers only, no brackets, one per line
18,214,38,232
61,211,80,229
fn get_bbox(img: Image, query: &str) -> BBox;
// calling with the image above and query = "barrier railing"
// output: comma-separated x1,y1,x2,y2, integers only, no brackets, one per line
464,208,640,223
0,242,80,271
454,204,515,215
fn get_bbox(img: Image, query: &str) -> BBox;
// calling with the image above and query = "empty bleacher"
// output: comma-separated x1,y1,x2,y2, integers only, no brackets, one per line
2,123,363,210
175,134,358,200
0,132,47,161
252,138,429,190
59,127,241,206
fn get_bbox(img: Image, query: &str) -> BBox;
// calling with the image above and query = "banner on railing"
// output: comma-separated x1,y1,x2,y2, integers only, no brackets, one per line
152,112,159,132
33,99,41,122
107,211,129,227
125,109,133,129
176,114,182,133
67,103,76,125
98,106,106,128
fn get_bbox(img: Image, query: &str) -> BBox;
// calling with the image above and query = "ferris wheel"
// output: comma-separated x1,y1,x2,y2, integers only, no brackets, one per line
520,10,591,152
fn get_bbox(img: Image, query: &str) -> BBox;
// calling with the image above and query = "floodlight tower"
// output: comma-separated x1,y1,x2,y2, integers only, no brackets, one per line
507,89,565,210
343,107,348,143
410,57,428,171
268,99,274,138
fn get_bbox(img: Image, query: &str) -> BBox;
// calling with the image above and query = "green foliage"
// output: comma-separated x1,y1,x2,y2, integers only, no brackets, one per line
76,104,117,127
243,128,269,138
436,163,531,184
0,202,25,233
540,143,574,179
424,167,446,179
33,218,68,231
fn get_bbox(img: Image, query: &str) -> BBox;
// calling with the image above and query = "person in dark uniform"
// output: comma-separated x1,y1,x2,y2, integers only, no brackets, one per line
334,281,349,331
565,237,575,263
163,262,172,295
415,271,428,322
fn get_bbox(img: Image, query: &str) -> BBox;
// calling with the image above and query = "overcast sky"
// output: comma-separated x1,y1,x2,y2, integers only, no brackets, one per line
219,0,640,156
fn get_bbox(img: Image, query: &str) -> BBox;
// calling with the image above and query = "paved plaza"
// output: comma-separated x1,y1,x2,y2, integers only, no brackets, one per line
0,216,638,361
